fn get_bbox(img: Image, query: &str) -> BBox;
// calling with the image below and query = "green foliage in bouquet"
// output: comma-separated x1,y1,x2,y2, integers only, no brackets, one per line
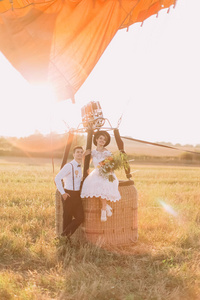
98,152,129,182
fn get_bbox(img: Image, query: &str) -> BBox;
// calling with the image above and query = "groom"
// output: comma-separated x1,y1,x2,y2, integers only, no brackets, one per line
55,146,84,239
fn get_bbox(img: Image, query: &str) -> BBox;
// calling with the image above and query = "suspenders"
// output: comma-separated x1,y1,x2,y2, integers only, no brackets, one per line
69,163,75,190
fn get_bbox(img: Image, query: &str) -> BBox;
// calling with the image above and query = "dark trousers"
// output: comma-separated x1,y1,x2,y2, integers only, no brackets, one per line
62,189,84,237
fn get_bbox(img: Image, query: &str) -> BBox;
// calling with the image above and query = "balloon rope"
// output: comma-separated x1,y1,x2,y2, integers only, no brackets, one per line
120,136,200,156
5,0,56,12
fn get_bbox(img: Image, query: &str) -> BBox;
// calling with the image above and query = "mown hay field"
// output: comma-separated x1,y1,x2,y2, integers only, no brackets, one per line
0,156,200,300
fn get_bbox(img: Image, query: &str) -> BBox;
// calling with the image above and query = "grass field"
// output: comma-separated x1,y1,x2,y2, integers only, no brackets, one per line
0,156,200,300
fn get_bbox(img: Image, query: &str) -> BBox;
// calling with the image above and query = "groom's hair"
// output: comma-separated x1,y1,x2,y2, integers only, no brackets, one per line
73,146,84,153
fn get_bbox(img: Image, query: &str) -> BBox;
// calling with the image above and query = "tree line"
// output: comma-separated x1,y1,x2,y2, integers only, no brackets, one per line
0,133,199,163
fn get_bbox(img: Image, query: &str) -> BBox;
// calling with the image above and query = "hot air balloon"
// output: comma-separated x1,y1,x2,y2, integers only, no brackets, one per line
0,0,178,246
0,0,176,103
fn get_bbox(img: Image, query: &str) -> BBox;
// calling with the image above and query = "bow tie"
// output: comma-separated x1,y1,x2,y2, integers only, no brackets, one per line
77,164,81,167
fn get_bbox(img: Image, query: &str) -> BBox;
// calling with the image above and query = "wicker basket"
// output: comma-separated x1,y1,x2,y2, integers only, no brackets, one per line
55,180,138,246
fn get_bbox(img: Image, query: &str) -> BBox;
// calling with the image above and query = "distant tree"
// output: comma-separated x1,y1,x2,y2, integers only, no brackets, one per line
183,144,194,148
0,137,12,150
180,152,193,161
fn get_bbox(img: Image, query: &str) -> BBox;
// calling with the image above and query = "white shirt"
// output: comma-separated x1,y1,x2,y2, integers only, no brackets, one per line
55,159,82,194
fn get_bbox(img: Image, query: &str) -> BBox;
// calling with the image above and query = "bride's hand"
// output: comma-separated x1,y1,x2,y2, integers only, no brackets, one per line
83,149,91,157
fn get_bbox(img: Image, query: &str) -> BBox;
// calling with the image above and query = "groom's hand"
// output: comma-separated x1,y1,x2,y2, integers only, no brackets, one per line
62,193,70,201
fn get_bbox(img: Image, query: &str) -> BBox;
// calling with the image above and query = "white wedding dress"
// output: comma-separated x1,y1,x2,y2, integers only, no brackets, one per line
81,150,121,202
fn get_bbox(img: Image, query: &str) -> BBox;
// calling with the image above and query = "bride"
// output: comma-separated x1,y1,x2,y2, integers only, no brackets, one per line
81,130,121,222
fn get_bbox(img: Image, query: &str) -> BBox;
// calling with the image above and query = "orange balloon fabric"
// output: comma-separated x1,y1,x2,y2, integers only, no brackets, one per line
0,0,176,102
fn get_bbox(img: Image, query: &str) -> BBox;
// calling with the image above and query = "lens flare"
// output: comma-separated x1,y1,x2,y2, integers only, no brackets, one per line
159,200,178,217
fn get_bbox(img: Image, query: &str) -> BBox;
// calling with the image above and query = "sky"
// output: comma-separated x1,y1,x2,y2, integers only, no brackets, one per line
0,0,199,146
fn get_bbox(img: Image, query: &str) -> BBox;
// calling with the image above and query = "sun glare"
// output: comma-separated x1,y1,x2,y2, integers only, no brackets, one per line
14,83,59,137
24,84,84,136
1,69,82,138
159,200,178,217
1,52,85,137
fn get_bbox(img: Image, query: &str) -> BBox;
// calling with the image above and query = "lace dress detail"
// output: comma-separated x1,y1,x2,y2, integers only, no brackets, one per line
81,150,121,202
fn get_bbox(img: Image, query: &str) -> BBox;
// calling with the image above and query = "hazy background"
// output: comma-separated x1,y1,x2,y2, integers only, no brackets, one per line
0,0,199,146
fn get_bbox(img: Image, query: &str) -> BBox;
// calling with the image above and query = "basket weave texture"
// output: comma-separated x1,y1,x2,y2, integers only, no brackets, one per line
55,180,138,246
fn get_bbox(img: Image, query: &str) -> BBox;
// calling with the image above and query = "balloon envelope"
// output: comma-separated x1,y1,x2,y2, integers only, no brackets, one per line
0,0,176,102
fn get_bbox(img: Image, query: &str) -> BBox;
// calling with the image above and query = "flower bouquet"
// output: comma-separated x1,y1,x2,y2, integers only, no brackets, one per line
97,152,129,182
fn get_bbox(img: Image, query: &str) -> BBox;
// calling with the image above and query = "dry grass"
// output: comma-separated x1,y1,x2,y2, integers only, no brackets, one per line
0,156,200,300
